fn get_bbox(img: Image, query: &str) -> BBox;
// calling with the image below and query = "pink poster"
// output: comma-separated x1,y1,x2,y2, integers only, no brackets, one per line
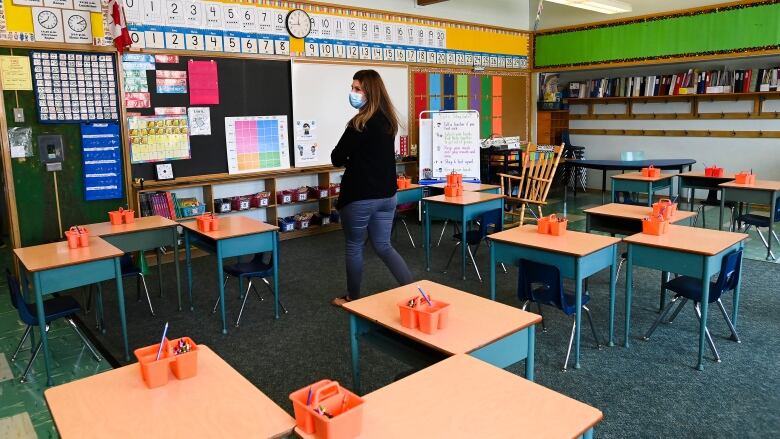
188,60,219,105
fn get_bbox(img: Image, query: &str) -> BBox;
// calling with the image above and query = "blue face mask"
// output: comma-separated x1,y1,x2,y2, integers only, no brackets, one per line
349,91,366,109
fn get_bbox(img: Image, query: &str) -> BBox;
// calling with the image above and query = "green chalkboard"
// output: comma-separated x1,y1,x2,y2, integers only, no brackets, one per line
2,48,127,247
535,2,780,68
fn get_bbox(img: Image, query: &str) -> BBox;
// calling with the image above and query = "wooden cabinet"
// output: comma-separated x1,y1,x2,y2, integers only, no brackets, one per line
537,110,569,145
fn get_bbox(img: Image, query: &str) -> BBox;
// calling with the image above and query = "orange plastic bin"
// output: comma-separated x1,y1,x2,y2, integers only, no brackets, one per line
169,337,198,380
134,338,175,389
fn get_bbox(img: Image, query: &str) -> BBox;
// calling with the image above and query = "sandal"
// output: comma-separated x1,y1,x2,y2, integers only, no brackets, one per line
331,295,352,307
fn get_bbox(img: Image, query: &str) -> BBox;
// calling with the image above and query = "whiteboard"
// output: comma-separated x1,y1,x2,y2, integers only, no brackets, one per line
291,61,409,167
419,111,480,180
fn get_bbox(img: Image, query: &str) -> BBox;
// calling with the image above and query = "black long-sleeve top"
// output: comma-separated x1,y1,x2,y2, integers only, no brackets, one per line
331,112,397,209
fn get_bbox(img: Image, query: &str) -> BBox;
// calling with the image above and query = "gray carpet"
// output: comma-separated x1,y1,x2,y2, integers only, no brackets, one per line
80,219,780,438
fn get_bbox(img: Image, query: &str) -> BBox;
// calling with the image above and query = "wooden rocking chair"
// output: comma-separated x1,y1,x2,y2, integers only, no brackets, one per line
498,143,564,227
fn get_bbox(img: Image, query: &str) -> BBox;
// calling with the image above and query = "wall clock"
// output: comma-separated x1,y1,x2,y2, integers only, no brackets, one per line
38,11,59,30
286,9,311,39
67,15,88,32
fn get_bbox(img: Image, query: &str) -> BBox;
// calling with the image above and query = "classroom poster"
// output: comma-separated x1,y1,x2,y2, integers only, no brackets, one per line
294,119,318,164
430,111,480,180
128,115,190,163
32,7,65,42
188,107,211,135
224,115,290,174
188,60,219,105
63,9,91,44
0,56,33,90
156,70,187,93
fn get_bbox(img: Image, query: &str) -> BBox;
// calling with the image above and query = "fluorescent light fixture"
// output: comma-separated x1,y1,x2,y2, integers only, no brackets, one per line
545,0,632,14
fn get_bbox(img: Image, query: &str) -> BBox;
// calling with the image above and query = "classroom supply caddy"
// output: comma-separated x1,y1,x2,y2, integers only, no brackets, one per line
64,226,90,249
536,214,568,236
196,213,219,232
642,215,668,235
444,172,464,197
397,294,450,335
290,380,364,439
704,166,724,177
735,171,756,184
133,337,199,389
652,199,677,220
396,175,412,189
641,166,661,178
108,207,135,225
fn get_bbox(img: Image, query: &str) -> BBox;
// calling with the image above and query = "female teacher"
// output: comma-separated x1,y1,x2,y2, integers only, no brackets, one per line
330,69,413,306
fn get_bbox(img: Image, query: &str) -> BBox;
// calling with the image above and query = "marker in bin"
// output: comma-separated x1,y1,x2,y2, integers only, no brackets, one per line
306,386,313,406
417,285,433,306
156,322,169,360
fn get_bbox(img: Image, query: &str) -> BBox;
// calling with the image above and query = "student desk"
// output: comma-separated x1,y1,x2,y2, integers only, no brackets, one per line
423,192,504,279
343,280,541,393
85,216,183,310
395,183,424,205
488,225,620,365
181,216,280,334
718,180,780,261
295,354,602,439
428,182,502,194
13,238,127,385
623,226,748,370
45,345,295,438
585,203,697,236
611,172,674,206
677,171,735,210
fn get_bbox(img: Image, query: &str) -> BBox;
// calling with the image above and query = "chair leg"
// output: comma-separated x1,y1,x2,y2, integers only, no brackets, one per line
666,297,689,324
772,230,780,247
643,297,679,340
138,274,154,317
466,245,482,283
563,319,576,371
235,280,254,327
693,205,704,227
212,276,230,314
694,303,721,362
20,340,43,383
400,219,416,248
260,278,288,314
716,299,741,343
95,284,105,333
442,241,460,273
754,228,776,260
85,286,92,313
11,326,32,362
535,302,547,332
583,306,602,349
520,300,529,311
65,318,101,362
436,220,449,247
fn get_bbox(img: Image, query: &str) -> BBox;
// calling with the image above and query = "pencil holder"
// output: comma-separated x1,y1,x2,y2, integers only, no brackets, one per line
64,230,80,249
396,176,411,189
416,299,450,334
209,214,219,231
398,297,420,329
641,166,661,178
642,216,668,235
549,218,568,236
123,209,135,224
108,210,123,225
652,199,677,220
134,338,175,389
446,172,463,186
735,172,755,185
77,229,90,247
290,379,332,434
309,381,365,439
537,214,555,234
705,166,724,177
169,337,198,380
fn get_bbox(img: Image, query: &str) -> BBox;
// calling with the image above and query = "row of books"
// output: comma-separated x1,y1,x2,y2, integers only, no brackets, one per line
138,191,203,219
567,67,780,98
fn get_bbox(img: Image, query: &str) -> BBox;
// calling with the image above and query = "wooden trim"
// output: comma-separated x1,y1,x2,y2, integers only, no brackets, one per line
0,41,115,52
0,52,21,250
134,165,345,190
569,128,780,138
568,92,780,103
570,112,780,120
417,0,450,5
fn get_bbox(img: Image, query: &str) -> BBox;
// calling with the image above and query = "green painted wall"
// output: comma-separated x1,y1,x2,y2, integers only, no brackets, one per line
535,2,780,68
2,48,126,247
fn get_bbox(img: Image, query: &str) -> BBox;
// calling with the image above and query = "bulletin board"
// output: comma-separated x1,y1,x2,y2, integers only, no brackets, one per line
290,61,409,168
126,53,293,181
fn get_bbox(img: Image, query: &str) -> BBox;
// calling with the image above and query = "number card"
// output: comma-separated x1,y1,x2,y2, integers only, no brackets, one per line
241,37,258,54
205,34,223,51
258,38,274,54
305,41,320,57
347,45,360,60
224,35,240,53
274,39,289,55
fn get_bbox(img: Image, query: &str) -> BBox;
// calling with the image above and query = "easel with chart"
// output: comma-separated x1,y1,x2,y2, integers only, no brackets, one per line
418,110,481,182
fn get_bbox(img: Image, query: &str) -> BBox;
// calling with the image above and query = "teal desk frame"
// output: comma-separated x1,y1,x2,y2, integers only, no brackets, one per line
719,186,779,261
348,314,536,394
99,226,182,310
489,240,617,367
423,197,504,279
18,256,128,385
611,175,673,206
677,175,734,211
624,240,745,370
183,228,279,334
396,186,424,205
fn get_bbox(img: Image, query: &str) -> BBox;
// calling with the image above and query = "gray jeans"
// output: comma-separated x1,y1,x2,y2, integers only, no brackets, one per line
339,195,413,299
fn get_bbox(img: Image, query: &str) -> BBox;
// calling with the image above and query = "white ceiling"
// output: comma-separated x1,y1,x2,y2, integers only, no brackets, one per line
533,0,733,30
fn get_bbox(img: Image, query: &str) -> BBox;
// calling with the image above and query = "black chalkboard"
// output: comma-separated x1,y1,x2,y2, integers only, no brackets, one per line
129,55,293,180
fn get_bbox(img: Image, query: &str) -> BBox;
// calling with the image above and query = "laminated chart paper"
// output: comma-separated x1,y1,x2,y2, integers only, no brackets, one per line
0,56,33,90
156,70,187,93
188,60,219,105
128,115,190,163
224,116,290,174
81,122,123,200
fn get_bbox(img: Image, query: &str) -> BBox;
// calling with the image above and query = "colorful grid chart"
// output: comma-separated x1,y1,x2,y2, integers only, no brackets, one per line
225,116,290,174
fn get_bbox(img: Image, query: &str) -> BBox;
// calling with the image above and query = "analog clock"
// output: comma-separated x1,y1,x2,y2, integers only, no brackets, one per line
37,11,59,30
68,15,88,32
285,9,311,39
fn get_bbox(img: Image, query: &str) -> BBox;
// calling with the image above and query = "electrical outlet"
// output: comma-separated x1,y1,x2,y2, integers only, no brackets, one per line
13,108,24,123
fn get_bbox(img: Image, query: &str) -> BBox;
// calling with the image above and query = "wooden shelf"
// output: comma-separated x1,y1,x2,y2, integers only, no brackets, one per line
279,223,342,240
216,204,278,215
276,196,337,208
568,91,780,104
134,165,345,191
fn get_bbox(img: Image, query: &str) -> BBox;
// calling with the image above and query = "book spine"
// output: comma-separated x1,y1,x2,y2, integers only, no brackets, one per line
165,191,176,220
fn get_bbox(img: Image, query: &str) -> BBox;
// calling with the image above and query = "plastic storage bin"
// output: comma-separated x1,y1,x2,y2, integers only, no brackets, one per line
279,216,296,232
549,218,568,236
642,217,668,235
133,338,175,389
169,336,198,380
290,381,364,439
277,190,293,205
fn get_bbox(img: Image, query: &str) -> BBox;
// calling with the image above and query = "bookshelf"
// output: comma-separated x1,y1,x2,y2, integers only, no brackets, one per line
537,110,569,145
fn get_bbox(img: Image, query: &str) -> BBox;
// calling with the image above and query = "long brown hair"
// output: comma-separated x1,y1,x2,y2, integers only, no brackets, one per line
350,70,399,135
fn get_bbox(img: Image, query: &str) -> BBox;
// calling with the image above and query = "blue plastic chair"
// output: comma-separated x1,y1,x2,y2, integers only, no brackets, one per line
643,250,743,363
693,189,736,230
737,196,780,260
516,259,602,371
443,209,503,282
211,252,287,327
6,269,100,383
120,253,155,316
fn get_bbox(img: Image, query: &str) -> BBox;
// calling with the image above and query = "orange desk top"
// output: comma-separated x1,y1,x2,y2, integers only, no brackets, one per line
45,346,296,439
719,179,780,191
397,183,423,191
678,171,736,180
610,172,673,182
343,280,540,355
14,238,123,272
584,203,696,224
488,224,620,257
624,225,748,256
296,354,603,439
429,182,501,192
85,215,178,237
180,215,278,240
424,192,504,206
